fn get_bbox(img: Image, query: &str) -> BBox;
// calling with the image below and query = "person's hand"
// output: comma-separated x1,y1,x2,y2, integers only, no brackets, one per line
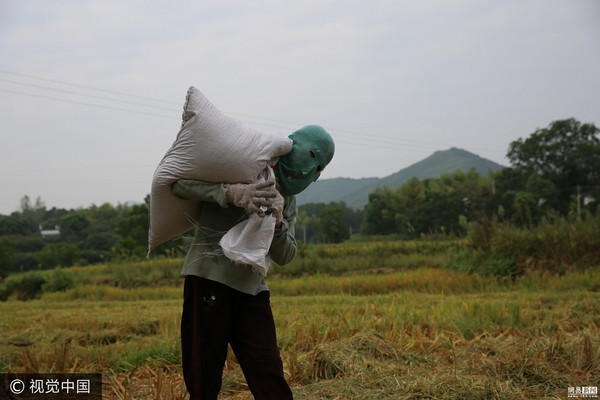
225,181,277,216
268,190,285,226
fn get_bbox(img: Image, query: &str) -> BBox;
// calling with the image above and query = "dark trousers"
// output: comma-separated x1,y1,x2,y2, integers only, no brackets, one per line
181,275,293,400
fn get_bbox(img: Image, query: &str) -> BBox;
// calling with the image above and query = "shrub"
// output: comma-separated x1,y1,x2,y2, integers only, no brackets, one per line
1,271,47,301
12,253,39,272
481,257,519,279
42,269,74,293
37,243,80,269
463,212,600,274
79,249,109,265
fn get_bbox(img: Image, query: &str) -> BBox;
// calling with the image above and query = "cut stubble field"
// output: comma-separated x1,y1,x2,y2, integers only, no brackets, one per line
1,264,598,400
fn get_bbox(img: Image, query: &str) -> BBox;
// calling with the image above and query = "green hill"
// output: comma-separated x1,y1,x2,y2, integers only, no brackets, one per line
297,148,505,209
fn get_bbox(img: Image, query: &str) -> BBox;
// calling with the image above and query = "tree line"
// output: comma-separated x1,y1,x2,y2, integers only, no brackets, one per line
301,118,599,241
0,118,598,275
0,197,147,275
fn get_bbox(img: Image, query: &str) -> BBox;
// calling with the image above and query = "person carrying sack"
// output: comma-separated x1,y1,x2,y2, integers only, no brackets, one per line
173,125,335,400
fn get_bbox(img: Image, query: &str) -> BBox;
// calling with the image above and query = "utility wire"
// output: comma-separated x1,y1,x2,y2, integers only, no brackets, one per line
0,88,175,119
0,78,180,112
0,70,448,150
0,69,498,154
0,69,180,105
0,70,419,140
0,87,446,153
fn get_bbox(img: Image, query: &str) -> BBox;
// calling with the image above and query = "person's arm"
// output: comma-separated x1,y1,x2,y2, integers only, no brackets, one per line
172,179,276,214
173,178,296,263
171,179,229,207
269,195,297,266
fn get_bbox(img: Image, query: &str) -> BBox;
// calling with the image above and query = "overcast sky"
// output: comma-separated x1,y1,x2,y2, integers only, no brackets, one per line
1,0,599,215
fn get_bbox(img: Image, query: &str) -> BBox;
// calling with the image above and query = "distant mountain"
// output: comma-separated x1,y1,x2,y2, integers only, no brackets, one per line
297,147,505,209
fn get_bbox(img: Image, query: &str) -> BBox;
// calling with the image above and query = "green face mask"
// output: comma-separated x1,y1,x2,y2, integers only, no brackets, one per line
275,125,335,196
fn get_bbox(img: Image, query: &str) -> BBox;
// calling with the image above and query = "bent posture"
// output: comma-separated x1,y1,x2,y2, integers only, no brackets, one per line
174,125,334,400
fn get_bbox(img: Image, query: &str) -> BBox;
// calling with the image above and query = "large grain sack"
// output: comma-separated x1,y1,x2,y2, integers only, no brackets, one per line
148,86,292,252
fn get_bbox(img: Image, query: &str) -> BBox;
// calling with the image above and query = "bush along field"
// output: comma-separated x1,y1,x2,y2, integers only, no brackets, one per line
0,217,599,399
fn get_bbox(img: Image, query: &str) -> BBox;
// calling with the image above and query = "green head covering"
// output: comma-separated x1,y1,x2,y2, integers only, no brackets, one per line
275,125,335,196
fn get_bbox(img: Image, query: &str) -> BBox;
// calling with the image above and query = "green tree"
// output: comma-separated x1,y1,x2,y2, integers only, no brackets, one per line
19,195,46,234
117,203,149,247
0,238,16,277
361,187,403,235
60,213,90,243
41,207,70,232
393,178,426,236
295,210,311,243
114,196,166,259
82,203,129,260
507,118,600,214
36,243,80,269
14,236,45,253
0,215,28,235
298,202,359,243
492,168,528,223
524,173,559,221
318,205,350,243
114,202,149,258
361,170,496,237
513,191,536,226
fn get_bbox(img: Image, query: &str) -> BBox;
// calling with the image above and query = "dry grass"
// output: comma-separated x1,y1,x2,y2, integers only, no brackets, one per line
0,267,598,399
102,324,599,399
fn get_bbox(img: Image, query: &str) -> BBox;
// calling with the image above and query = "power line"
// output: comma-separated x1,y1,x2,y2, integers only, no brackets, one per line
0,70,430,145
0,84,485,157
0,88,481,157
0,78,180,112
0,69,180,105
0,88,175,119
0,89,441,153
0,69,500,155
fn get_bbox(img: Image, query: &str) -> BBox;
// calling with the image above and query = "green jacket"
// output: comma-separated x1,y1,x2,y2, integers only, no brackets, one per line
171,180,297,295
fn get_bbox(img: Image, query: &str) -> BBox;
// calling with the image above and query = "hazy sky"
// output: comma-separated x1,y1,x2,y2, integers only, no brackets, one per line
1,0,599,215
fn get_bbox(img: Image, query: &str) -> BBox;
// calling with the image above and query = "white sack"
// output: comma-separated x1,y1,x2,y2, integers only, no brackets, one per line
219,167,276,276
149,86,292,252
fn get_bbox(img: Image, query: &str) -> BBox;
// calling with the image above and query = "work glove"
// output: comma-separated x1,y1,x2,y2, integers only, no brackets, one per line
225,180,277,217
267,191,285,226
